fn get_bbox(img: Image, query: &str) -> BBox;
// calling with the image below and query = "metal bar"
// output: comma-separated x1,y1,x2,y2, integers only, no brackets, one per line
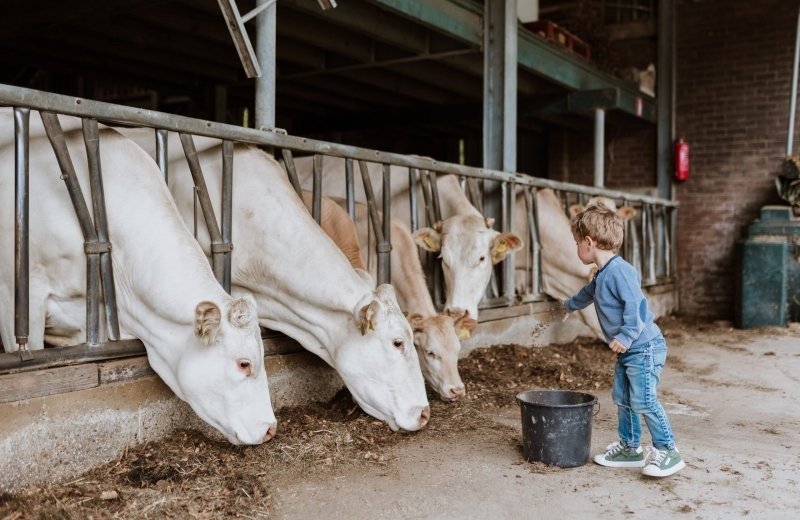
358,160,386,244
312,155,323,224
178,133,225,283
346,158,355,220
408,168,419,232
221,140,234,293
646,205,657,284
502,181,515,301
217,0,262,79
82,118,120,342
657,0,675,198
378,163,392,285
428,171,443,222
0,339,146,375
524,188,542,294
663,206,672,280
594,108,605,187
0,84,678,207
155,128,168,183
254,0,275,126
13,107,31,360
241,0,277,23
788,4,800,155
419,170,437,226
279,148,303,197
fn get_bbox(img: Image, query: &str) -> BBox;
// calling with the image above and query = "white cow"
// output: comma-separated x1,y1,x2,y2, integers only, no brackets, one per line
121,131,430,431
294,157,523,320
0,110,276,445
303,193,475,401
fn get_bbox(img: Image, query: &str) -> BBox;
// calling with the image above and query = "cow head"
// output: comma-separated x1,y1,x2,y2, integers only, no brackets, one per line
413,215,523,319
335,284,430,431
569,197,637,221
158,295,276,445
407,312,474,401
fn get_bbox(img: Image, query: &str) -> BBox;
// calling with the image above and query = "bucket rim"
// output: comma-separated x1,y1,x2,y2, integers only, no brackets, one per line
515,389,598,409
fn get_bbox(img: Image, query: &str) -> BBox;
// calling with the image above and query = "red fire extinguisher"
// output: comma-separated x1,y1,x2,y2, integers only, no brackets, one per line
674,136,690,182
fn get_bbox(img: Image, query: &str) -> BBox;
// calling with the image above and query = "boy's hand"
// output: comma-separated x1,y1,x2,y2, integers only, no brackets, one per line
561,301,570,322
609,339,628,354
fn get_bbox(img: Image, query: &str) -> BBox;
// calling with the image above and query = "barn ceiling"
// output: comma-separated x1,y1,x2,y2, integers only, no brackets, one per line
0,0,656,153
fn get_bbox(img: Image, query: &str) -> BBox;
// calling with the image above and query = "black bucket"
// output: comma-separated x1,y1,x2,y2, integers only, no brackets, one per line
516,390,598,468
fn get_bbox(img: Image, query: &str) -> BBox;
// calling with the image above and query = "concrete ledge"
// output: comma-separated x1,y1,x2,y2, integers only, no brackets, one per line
0,351,342,491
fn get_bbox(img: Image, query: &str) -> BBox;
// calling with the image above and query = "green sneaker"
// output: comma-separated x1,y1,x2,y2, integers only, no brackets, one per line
642,448,685,477
593,441,646,468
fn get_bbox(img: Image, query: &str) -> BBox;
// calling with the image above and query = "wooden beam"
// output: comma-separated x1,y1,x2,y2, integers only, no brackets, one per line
0,365,98,403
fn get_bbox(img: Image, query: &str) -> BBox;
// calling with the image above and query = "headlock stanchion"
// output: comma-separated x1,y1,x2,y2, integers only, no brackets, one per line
14,107,31,361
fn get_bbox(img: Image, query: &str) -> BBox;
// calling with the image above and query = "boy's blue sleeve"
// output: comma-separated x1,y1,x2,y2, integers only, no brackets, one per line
609,268,647,348
565,281,595,312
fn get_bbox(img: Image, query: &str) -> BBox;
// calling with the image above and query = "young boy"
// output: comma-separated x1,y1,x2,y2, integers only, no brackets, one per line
563,204,684,478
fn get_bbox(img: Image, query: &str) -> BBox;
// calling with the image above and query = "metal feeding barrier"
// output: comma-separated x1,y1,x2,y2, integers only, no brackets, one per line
0,84,678,374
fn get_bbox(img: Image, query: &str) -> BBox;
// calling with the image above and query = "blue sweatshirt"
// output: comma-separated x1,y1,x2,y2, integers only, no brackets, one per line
564,255,661,349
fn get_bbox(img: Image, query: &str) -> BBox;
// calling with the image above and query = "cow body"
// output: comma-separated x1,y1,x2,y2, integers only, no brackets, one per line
121,131,430,431
0,110,275,445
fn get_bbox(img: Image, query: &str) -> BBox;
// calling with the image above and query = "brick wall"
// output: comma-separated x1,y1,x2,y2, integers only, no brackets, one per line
675,0,795,319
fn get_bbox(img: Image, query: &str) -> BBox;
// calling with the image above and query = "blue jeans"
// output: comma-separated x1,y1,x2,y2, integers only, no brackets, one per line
612,335,676,450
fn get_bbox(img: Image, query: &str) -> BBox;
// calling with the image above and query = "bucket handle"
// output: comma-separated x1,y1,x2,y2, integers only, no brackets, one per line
593,401,600,417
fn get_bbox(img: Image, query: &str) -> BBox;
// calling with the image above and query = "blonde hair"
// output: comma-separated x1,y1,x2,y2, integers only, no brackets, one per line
570,204,624,251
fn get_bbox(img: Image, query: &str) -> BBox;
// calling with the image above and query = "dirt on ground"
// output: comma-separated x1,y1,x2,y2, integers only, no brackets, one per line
1,317,797,519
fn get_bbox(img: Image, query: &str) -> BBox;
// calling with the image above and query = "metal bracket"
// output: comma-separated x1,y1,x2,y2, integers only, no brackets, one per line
16,337,33,361
84,241,112,254
211,242,234,254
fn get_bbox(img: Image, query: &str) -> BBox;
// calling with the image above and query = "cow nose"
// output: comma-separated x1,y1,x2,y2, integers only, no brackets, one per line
418,406,431,429
262,423,277,443
445,307,467,319
447,384,466,400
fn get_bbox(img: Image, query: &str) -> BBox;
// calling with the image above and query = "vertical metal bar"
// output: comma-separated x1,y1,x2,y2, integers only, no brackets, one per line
408,167,419,232
663,206,672,280
346,158,355,220
83,118,120,341
789,5,800,155
279,148,303,197
221,140,234,293
179,133,225,282
312,155,323,224
428,171,443,222
358,161,386,245
378,164,392,285
646,205,657,284
657,0,675,199
419,171,437,227
255,0,277,130
525,188,542,294
502,181,516,300
155,128,168,184
594,108,605,187
14,108,31,359
502,0,518,176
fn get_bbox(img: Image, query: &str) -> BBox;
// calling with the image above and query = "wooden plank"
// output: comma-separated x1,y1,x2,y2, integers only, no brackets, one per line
0,365,98,404
99,357,155,385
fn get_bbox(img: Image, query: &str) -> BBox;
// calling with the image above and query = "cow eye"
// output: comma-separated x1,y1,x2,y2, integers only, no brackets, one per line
392,338,405,350
237,358,252,375
479,255,486,263
425,350,436,359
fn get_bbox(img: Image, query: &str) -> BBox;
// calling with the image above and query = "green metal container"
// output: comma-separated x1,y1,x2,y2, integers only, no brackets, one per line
736,206,800,328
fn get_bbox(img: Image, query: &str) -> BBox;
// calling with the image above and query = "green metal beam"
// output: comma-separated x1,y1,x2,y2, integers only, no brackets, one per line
366,0,656,123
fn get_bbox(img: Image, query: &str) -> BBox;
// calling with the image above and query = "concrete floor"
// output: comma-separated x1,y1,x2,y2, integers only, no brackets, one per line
269,324,800,519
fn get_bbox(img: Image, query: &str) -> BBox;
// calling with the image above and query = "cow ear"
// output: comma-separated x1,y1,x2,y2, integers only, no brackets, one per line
454,313,477,340
354,268,375,288
412,227,442,252
491,232,523,264
617,206,637,221
569,204,585,218
358,300,381,335
227,297,256,329
375,283,398,306
484,217,495,229
406,312,425,332
195,301,222,344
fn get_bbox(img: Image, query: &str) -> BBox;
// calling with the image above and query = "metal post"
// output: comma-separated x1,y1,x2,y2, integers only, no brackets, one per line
14,107,32,360
221,140,234,293
156,128,169,183
255,0,277,130
279,148,303,197
83,118,120,341
358,161,389,284
380,164,392,285
346,158,355,220
657,0,675,199
502,181,515,300
594,108,605,187
312,155,322,224
409,168,419,232
787,5,800,155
